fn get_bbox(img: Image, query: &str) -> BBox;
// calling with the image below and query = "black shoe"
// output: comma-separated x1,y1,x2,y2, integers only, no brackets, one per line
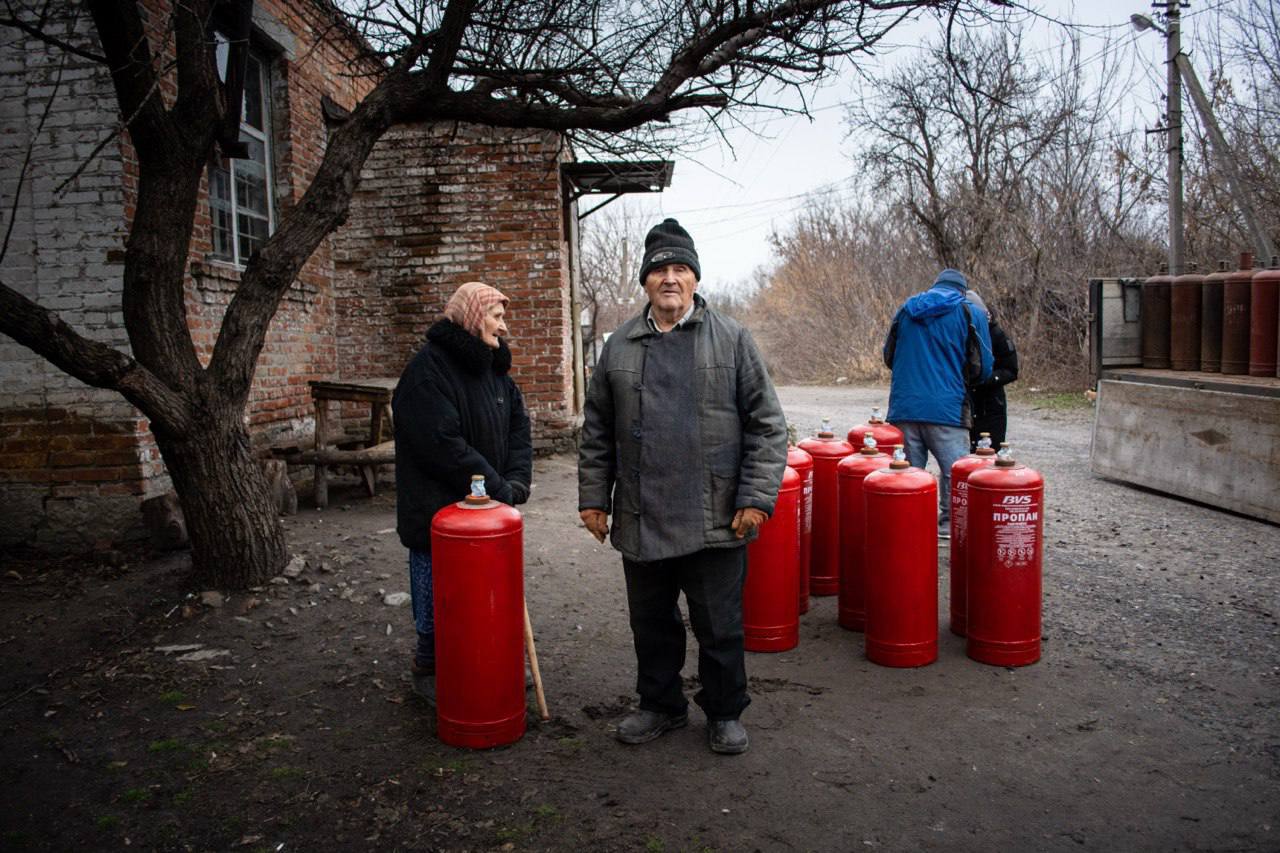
411,657,435,677
615,709,688,745
411,668,436,702
708,719,749,755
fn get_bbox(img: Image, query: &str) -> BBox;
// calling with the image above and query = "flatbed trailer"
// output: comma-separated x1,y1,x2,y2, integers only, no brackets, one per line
1088,278,1280,525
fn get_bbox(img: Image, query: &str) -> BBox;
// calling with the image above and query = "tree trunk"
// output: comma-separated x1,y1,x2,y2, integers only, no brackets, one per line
156,416,287,589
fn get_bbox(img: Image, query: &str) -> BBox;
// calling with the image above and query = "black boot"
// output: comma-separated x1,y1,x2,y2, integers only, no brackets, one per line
412,631,435,676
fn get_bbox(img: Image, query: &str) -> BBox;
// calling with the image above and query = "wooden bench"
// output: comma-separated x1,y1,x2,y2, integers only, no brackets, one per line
305,377,397,508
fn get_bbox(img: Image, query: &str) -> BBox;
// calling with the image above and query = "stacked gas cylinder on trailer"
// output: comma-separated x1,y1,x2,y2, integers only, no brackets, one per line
1251,256,1280,378
1097,253,1280,525
1144,251,1280,378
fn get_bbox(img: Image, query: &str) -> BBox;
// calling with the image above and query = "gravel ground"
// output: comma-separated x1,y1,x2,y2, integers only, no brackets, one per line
1,384,1277,852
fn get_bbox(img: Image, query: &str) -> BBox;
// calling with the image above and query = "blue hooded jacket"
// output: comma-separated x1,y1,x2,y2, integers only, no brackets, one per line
883,269,994,427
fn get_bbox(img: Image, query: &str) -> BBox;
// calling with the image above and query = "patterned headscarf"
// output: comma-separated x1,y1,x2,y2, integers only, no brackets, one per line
443,281,508,337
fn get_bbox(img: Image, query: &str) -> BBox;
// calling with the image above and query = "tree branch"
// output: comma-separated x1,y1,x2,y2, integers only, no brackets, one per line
422,0,476,90
0,281,191,436
0,10,108,63
206,41,429,406
86,0,172,159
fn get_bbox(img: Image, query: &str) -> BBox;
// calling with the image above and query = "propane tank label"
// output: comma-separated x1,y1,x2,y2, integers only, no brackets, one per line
952,481,969,547
803,479,813,533
992,493,1039,566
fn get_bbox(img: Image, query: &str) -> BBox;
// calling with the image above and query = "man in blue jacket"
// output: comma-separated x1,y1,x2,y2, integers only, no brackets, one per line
883,268,993,538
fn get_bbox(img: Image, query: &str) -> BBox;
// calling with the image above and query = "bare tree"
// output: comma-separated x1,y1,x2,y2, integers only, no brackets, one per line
1179,0,1280,264
848,29,1075,276
838,26,1171,385
0,0,997,587
747,24,1170,387
578,201,647,365
748,194,932,382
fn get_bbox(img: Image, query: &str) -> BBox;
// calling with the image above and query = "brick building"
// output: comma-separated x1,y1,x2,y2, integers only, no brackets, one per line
0,2,650,552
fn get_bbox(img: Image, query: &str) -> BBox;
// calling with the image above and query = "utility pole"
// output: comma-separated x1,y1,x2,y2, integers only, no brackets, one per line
1132,3,1277,264
1164,0,1184,276
1175,55,1278,260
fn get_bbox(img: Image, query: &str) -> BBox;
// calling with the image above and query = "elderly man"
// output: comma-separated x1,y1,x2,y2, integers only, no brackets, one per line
578,218,787,756
883,268,993,538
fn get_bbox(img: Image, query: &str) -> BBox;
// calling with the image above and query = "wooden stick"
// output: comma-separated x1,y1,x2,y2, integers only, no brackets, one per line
523,599,550,721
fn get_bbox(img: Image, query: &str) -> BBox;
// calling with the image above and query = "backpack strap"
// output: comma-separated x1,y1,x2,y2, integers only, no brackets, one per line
961,301,983,386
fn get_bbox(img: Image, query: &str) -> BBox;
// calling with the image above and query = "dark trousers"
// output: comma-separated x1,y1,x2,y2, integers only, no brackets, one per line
970,390,1008,451
622,546,750,721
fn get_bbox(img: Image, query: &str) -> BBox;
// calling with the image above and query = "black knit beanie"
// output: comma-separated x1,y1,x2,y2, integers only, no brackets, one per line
639,218,701,283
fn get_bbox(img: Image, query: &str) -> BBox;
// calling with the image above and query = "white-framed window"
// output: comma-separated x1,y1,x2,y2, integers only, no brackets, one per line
209,35,275,266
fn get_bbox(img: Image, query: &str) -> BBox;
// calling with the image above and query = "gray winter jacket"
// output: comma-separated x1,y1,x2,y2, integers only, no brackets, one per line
578,294,788,562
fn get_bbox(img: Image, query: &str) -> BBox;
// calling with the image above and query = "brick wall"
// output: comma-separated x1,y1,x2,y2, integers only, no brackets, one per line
1,3,581,553
0,1,379,550
183,0,379,449
0,11,149,549
332,123,577,451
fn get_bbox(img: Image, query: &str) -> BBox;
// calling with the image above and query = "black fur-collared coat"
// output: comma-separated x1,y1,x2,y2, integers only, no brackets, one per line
393,319,532,551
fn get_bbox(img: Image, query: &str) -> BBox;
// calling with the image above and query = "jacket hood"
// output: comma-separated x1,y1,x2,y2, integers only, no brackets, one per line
426,319,512,375
904,285,966,321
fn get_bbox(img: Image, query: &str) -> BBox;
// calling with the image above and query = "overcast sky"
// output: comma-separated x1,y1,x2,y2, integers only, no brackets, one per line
600,0,1229,295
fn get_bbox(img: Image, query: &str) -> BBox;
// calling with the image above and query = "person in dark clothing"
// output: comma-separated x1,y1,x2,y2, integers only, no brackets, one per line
964,289,1019,450
578,218,788,756
393,281,533,676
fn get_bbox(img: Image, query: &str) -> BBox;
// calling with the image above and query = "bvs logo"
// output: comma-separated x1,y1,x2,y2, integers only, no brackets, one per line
1001,495,1033,505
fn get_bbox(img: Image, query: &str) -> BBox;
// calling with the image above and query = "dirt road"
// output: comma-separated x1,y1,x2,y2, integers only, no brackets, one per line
2,385,1277,852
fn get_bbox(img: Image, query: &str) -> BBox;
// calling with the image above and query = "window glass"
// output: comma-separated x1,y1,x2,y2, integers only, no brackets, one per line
206,40,274,267
243,55,263,131
235,140,269,215
210,165,235,261
215,35,228,80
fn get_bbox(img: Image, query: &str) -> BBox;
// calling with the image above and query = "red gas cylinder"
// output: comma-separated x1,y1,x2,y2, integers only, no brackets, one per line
786,444,815,615
862,449,938,667
744,466,801,652
797,419,855,597
836,434,891,632
966,445,1044,667
1249,255,1280,377
948,433,998,637
1170,264,1204,371
846,405,904,456
1141,265,1173,369
1200,260,1229,372
431,476,526,748
1222,252,1254,375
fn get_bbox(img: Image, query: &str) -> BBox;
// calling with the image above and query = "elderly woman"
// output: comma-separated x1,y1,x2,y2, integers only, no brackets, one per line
393,281,533,676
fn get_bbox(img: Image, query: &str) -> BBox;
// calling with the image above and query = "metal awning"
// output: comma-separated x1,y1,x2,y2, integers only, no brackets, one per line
562,161,674,219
